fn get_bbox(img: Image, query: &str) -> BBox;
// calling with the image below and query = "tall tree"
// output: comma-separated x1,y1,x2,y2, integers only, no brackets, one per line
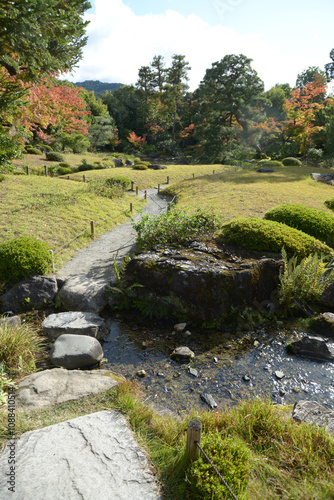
0,0,91,80
194,54,264,162
151,55,165,92
325,49,334,81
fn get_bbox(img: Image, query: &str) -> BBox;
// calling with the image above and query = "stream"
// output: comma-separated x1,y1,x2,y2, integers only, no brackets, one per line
101,316,334,416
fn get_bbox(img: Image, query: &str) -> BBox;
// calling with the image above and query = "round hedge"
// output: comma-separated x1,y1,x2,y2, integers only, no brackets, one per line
258,160,283,168
217,217,333,259
0,237,52,284
25,147,42,155
46,151,65,162
105,175,131,190
264,203,334,247
282,157,302,166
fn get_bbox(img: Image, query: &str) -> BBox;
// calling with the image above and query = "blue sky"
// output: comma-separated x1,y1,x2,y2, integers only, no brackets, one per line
69,0,334,92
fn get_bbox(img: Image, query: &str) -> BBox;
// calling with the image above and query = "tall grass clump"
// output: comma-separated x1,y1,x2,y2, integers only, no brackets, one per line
0,323,46,376
132,206,222,250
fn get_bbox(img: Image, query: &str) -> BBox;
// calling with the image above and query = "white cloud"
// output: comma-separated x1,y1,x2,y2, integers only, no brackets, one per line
66,0,324,91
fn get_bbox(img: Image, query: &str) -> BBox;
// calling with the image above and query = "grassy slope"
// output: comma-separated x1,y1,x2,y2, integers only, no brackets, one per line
162,164,334,222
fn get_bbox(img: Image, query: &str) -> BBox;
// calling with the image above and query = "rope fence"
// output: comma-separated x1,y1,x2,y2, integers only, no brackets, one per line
186,419,239,500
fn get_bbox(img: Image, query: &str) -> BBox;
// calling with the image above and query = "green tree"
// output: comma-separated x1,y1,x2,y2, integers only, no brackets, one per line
296,66,327,88
325,49,334,81
194,54,264,163
0,0,91,80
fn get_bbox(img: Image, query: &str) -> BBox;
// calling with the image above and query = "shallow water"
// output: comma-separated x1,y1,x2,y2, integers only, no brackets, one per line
102,317,334,416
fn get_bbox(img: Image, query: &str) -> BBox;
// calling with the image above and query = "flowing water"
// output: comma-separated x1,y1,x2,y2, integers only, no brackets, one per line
101,315,334,416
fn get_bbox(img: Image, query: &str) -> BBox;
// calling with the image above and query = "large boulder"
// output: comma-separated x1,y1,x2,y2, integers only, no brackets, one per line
56,276,108,313
15,368,118,409
291,400,334,434
41,311,108,340
50,334,104,369
310,172,334,185
0,411,161,500
287,335,334,362
0,275,58,313
125,243,282,322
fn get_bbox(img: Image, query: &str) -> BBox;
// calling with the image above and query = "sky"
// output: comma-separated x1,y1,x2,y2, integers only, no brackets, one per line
65,0,334,92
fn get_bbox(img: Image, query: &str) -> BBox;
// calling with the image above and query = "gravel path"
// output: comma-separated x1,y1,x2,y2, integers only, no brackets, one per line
57,188,169,282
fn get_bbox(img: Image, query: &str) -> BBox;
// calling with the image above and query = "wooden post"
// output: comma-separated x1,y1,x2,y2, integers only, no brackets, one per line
83,175,86,183
44,165,48,176
144,190,147,200
68,175,70,180
167,176,169,184
26,166,29,175
131,181,135,191
186,419,202,462
213,170,215,175
90,221,95,239
49,250,55,274
130,202,133,213
158,183,160,193
193,173,195,179
136,186,139,196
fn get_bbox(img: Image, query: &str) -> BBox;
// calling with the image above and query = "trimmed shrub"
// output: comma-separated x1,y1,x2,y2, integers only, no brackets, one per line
105,175,131,190
77,159,95,171
57,166,73,176
217,217,333,259
0,237,52,284
58,162,71,169
282,157,302,166
25,146,42,155
133,162,148,170
264,203,334,247
46,151,65,162
258,160,283,168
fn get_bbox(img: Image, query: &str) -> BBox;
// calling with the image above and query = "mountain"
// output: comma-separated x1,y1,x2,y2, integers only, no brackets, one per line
74,80,124,97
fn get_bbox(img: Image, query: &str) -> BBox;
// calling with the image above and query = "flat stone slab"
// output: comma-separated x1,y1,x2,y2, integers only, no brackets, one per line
41,311,108,340
15,368,118,410
0,411,161,500
56,276,108,313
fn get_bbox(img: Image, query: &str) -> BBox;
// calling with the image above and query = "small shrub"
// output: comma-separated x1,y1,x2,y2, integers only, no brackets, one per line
0,323,45,376
25,147,42,155
36,143,53,152
217,217,333,259
258,160,283,168
133,206,222,250
57,166,73,176
0,174,5,182
0,236,52,284
46,151,65,162
282,157,302,166
105,175,131,190
132,162,148,170
78,158,95,171
58,162,71,169
264,203,334,247
189,433,250,499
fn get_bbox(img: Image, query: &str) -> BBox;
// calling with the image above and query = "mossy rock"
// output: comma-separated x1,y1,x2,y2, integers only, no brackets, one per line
264,203,334,247
217,217,334,259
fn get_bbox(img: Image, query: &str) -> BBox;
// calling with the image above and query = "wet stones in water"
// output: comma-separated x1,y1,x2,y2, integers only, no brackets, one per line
200,392,218,409
188,367,198,377
275,370,285,380
243,374,251,382
170,346,195,362
136,369,147,378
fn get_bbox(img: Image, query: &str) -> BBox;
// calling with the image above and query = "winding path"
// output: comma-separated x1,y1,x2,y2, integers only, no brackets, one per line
57,188,169,281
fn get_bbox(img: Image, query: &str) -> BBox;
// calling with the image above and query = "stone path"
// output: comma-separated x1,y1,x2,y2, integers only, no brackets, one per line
58,188,169,280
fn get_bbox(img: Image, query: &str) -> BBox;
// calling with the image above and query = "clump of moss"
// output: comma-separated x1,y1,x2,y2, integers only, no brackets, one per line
264,203,334,247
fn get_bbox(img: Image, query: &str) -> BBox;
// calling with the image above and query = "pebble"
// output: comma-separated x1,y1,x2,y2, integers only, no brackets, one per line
243,375,251,382
174,322,187,332
188,367,198,377
275,370,285,380
213,357,218,363
279,389,286,397
292,387,300,393
184,330,192,337
200,392,218,409
157,372,165,377
173,372,181,378
136,369,147,378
